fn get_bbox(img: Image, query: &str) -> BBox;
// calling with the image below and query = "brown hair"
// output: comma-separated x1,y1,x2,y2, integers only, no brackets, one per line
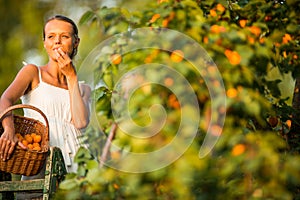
43,15,79,58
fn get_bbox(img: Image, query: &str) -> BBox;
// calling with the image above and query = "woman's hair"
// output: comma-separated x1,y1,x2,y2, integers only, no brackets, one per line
43,15,79,58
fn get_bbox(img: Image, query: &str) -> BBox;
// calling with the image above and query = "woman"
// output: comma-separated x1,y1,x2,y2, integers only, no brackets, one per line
0,15,91,174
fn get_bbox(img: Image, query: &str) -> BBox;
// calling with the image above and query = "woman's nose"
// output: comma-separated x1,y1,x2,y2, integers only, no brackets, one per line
54,36,61,43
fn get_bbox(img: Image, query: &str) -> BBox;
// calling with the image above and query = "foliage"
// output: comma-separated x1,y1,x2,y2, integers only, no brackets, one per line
0,0,59,94
56,0,300,199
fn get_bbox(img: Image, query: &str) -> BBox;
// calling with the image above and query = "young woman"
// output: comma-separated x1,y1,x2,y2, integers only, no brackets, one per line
0,15,91,174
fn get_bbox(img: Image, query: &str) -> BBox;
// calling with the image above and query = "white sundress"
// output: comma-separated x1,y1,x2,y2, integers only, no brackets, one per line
20,67,85,173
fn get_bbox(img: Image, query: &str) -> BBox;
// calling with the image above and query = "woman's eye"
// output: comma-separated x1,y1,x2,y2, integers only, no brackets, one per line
47,35,54,39
62,35,69,38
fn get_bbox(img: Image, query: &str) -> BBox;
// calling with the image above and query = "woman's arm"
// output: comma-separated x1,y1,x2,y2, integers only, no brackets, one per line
55,48,91,129
67,77,91,129
0,64,37,160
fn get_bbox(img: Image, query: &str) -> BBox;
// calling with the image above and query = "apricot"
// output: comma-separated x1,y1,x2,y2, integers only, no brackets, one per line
110,54,122,65
33,146,41,151
239,19,247,28
33,143,40,148
150,13,160,23
224,49,241,65
170,50,184,63
22,140,29,147
25,135,33,144
27,144,34,150
33,135,42,143
164,77,174,87
226,88,238,98
232,144,246,156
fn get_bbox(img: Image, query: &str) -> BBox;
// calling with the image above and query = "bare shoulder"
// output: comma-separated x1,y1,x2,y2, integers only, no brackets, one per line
19,64,39,77
17,64,40,90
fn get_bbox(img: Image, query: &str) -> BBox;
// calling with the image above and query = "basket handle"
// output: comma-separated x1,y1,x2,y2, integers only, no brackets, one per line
0,104,49,131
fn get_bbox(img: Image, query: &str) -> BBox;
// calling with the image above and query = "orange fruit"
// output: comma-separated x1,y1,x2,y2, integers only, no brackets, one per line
226,88,238,98
150,13,161,23
210,25,226,34
293,54,298,60
110,54,122,65
22,140,28,147
232,144,246,156
162,19,169,27
113,183,120,189
210,25,219,33
144,55,152,63
224,49,241,65
157,0,168,4
27,144,34,150
286,120,292,129
33,143,40,148
210,9,217,17
216,3,225,12
282,33,292,44
170,50,184,63
239,19,247,28
210,125,222,136
111,151,121,160
168,94,180,109
25,135,33,144
249,26,261,37
33,146,41,151
164,77,174,87
247,36,255,44
264,15,272,21
34,135,42,143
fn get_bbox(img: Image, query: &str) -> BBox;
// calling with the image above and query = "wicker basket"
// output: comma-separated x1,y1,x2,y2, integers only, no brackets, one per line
0,104,49,176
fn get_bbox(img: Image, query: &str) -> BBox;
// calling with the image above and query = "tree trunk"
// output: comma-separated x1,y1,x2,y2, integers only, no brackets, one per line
288,77,300,152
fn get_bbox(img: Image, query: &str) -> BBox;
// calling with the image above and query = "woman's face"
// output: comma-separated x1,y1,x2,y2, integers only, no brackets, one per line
43,19,79,61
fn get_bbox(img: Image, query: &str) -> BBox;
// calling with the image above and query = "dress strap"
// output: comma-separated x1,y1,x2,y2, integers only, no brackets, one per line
37,67,43,83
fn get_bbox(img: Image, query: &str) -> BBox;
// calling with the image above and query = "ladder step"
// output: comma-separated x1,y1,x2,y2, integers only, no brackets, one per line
0,179,44,192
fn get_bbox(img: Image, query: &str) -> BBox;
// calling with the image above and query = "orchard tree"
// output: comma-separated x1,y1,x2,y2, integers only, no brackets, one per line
56,0,300,199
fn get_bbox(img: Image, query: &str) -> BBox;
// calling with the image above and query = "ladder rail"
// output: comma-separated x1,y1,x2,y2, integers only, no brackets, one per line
0,146,67,200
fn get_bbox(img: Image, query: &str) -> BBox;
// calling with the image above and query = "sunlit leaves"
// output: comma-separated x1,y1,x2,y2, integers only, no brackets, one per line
56,0,300,199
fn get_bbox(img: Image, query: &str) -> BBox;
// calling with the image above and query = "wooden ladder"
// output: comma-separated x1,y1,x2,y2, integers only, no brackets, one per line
0,146,67,200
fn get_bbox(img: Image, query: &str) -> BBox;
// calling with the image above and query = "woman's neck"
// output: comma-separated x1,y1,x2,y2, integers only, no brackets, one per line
45,61,66,84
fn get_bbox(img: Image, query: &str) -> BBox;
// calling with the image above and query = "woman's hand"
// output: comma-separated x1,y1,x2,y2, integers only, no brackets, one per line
0,127,27,161
55,47,76,78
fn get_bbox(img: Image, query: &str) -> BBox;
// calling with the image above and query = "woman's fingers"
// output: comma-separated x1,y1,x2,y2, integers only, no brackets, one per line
3,140,11,160
56,48,69,60
7,141,16,160
0,138,16,161
55,49,71,65
18,141,27,149
0,138,4,160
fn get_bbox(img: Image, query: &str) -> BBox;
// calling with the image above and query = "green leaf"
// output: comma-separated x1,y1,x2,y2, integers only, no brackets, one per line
120,8,131,20
77,165,87,177
265,79,282,98
94,86,109,101
74,147,93,163
79,10,96,25
86,160,99,170
59,179,78,190
286,23,299,33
